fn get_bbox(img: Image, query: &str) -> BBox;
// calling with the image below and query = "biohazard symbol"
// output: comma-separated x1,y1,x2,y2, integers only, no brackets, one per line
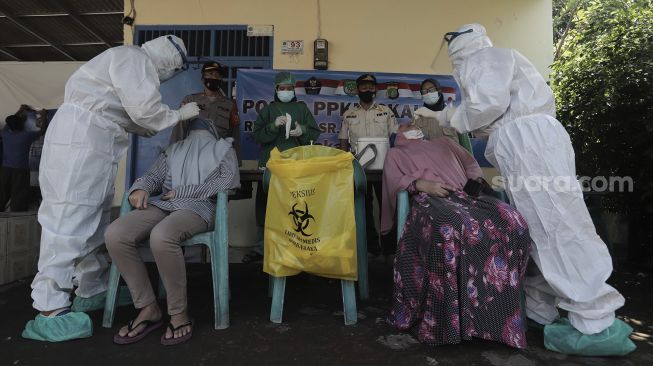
288,202,315,237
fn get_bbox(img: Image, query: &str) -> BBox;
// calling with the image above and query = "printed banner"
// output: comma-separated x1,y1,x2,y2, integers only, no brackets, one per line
236,69,459,160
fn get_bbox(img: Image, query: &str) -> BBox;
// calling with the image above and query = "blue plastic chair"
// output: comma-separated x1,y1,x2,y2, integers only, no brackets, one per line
102,190,230,330
263,159,368,325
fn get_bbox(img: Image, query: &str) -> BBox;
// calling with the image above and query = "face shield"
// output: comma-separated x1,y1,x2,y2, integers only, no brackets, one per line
160,36,189,83
444,29,474,45
445,24,493,73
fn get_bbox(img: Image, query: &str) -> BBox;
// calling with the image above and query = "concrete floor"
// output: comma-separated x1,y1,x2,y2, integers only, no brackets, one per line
1,260,652,366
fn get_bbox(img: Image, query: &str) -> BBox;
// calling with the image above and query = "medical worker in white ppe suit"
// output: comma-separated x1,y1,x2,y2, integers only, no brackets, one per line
23,35,201,342
436,24,635,356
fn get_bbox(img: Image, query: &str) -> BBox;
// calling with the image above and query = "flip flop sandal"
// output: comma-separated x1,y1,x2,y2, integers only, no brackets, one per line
113,318,164,345
160,320,193,346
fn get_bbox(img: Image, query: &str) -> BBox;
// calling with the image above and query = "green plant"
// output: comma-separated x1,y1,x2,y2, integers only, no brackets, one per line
551,0,653,262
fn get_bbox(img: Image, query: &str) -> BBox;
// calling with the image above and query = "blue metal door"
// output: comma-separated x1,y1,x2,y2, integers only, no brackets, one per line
127,25,273,183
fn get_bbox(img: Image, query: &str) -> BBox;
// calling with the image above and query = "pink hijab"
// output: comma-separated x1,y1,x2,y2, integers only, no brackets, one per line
380,135,482,234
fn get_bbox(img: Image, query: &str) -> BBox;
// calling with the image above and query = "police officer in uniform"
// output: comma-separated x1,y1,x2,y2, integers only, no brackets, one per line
339,74,398,257
170,61,241,160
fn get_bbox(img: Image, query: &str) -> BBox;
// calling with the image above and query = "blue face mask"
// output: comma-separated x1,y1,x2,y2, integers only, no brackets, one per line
277,90,295,103
422,92,441,106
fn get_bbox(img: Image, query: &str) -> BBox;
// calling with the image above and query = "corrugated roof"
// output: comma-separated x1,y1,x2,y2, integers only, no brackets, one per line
0,0,123,61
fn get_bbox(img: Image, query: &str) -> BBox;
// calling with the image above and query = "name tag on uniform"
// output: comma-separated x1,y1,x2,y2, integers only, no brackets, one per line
346,115,357,119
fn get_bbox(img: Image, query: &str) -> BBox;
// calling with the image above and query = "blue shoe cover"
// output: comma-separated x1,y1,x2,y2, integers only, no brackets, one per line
544,317,636,356
22,311,92,342
71,286,133,312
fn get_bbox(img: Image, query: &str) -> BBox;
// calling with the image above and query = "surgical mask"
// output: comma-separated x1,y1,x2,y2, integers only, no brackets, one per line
203,78,222,92
403,129,425,140
422,92,441,106
359,91,375,103
277,90,295,103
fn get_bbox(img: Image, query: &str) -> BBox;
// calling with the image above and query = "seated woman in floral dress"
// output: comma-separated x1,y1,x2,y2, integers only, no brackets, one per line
382,123,532,348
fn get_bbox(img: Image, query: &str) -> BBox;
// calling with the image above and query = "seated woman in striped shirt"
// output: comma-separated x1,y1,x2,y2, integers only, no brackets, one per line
105,118,240,346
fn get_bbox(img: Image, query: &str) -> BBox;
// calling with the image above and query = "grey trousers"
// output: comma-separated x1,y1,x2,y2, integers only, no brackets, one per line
105,206,209,315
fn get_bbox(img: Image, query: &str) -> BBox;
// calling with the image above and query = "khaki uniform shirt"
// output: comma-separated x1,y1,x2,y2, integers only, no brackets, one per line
338,103,398,150
170,91,241,162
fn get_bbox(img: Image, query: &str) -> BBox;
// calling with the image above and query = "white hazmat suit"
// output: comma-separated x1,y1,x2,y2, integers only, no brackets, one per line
438,24,625,336
30,35,200,317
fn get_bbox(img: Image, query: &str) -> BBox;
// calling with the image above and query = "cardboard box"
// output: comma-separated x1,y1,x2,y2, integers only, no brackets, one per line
0,220,7,258
3,250,36,284
0,256,7,285
6,213,39,255
0,212,40,285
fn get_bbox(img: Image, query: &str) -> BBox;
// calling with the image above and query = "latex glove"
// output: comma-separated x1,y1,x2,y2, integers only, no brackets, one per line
413,107,437,119
416,180,454,198
415,107,449,128
274,115,288,127
178,102,200,121
289,124,303,137
161,190,176,201
438,105,457,127
128,189,149,210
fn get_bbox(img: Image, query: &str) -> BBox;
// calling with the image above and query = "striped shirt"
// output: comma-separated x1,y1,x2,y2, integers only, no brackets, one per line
29,135,45,171
129,148,239,224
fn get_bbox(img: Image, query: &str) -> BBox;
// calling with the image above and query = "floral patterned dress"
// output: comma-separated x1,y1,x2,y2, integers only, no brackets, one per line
388,191,532,348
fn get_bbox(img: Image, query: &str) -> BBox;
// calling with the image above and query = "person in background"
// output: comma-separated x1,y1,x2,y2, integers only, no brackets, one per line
412,78,458,142
169,61,241,162
242,71,321,263
0,105,43,212
105,119,239,346
339,74,398,260
384,123,532,348
28,109,50,208
23,35,200,343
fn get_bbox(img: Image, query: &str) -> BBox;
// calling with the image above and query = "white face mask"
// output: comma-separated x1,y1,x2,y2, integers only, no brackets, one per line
422,92,441,106
403,129,425,140
277,90,295,103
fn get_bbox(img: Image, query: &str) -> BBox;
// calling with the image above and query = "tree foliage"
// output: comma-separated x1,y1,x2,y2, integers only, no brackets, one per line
551,0,653,260
552,0,653,210
552,0,583,44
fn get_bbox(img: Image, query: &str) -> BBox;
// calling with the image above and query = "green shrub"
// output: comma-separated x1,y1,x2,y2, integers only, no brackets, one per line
551,0,653,262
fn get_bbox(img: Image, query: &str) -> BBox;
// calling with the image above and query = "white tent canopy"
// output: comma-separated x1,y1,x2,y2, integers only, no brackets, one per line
0,61,83,127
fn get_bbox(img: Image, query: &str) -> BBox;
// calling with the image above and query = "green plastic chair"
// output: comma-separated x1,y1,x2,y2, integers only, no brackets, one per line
263,159,368,325
102,190,230,330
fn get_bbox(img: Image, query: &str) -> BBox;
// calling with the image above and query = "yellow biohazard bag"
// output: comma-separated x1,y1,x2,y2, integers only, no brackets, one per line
264,145,357,280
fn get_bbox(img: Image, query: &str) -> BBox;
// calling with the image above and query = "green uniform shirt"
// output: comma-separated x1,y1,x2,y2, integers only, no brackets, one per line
253,101,321,167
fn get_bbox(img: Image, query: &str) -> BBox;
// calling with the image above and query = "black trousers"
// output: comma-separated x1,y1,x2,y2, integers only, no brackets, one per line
255,182,267,228
365,181,382,255
0,167,31,212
